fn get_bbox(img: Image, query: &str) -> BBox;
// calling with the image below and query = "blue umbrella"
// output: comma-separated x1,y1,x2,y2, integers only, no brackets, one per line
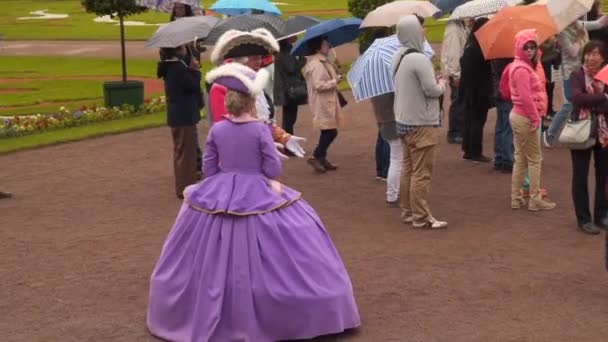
209,0,281,16
433,0,471,15
290,18,363,56
346,35,400,102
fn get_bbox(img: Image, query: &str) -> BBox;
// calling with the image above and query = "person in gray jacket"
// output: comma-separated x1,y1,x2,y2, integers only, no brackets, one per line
392,15,448,229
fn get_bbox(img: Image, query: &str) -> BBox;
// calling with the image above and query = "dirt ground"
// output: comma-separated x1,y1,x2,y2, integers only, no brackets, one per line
1,90,607,341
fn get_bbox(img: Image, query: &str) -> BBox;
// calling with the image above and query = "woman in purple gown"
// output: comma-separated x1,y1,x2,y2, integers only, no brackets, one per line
146,63,360,342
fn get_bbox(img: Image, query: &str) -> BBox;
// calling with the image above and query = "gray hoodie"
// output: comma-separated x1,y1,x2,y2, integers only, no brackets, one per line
392,16,445,126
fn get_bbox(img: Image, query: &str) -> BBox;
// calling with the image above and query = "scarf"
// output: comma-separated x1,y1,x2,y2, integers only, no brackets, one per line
582,65,608,148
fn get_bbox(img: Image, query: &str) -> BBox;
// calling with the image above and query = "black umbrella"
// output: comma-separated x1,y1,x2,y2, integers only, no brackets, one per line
203,14,284,45
278,15,321,40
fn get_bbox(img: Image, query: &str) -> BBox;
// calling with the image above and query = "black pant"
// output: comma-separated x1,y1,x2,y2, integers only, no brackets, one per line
571,145,608,225
281,102,299,135
542,60,556,115
462,105,488,158
447,77,464,139
313,129,338,160
375,129,390,178
194,124,202,173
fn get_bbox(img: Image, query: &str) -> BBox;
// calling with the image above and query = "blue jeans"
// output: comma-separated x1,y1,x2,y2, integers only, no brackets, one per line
375,130,390,178
547,78,572,139
494,100,514,168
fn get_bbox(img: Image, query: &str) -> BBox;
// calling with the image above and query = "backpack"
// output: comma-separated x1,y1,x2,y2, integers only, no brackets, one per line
498,63,513,101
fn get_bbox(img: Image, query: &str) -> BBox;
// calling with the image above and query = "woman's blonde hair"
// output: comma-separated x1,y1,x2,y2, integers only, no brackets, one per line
225,90,255,117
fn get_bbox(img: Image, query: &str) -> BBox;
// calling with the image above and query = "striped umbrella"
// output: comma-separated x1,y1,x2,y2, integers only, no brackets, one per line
346,35,401,102
203,14,283,45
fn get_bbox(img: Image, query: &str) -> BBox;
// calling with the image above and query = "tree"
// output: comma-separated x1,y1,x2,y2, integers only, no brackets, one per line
347,0,392,54
81,0,148,83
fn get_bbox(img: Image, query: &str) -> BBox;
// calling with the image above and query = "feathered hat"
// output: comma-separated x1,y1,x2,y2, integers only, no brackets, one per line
205,63,269,96
210,28,279,65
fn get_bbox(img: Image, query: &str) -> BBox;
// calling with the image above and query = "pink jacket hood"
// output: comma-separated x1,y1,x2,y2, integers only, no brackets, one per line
507,29,547,128
513,29,538,65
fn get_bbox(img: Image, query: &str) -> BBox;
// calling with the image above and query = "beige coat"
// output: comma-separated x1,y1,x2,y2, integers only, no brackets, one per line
303,53,341,130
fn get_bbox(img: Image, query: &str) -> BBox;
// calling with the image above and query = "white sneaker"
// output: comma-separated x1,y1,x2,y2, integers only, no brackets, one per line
413,217,448,229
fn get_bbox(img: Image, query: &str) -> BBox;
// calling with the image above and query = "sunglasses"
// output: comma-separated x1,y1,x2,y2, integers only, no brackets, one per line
523,44,538,51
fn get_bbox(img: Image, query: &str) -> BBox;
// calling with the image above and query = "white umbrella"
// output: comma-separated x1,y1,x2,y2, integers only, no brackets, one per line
449,0,507,20
532,0,594,31
145,16,219,48
360,1,441,28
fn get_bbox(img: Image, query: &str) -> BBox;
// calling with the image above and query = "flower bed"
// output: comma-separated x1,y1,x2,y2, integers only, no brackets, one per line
1,96,166,139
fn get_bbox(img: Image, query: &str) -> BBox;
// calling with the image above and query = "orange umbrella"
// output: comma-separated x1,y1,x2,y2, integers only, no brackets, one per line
474,5,558,60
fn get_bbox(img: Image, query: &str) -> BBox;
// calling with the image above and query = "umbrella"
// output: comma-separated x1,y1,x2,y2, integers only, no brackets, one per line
595,64,608,85
346,35,434,101
433,0,470,14
136,0,203,13
361,1,441,28
474,5,558,59
203,14,283,45
532,0,594,31
209,0,281,16
290,18,363,56
145,16,219,48
347,35,401,102
278,15,321,40
449,0,507,20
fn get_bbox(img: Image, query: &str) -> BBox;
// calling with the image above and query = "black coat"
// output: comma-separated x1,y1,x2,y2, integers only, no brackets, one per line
157,59,202,127
273,41,307,106
459,40,494,110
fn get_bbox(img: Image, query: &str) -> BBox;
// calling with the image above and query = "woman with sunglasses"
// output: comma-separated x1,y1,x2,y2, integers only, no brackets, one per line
508,29,556,211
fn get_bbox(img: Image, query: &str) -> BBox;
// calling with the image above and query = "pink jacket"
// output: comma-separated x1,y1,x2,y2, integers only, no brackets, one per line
508,29,548,130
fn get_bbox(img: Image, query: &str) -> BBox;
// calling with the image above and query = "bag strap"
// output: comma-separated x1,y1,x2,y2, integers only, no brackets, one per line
393,48,418,77
320,59,338,81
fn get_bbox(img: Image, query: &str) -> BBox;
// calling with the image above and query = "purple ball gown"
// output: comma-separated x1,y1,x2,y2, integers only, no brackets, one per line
147,119,360,342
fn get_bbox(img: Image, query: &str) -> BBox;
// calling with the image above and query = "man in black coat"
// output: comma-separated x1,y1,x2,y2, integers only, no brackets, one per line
273,37,307,134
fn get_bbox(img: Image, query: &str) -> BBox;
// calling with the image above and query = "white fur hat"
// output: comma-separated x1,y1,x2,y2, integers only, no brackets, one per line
210,28,279,65
205,63,269,96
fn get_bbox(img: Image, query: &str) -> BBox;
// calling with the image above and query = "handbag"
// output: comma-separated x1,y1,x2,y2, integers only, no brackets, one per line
337,91,348,108
286,78,308,105
558,114,596,150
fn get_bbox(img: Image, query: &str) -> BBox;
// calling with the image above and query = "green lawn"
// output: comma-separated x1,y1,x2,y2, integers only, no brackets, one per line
0,111,166,154
0,56,213,112
2,0,350,40
0,55,158,78
1,79,110,107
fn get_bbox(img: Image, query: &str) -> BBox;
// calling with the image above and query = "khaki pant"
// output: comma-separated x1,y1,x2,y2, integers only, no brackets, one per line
510,113,542,202
171,126,198,198
400,127,439,224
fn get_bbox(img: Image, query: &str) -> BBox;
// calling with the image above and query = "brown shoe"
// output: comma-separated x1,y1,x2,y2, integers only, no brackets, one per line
307,158,327,173
528,199,556,211
0,191,12,199
322,159,338,171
